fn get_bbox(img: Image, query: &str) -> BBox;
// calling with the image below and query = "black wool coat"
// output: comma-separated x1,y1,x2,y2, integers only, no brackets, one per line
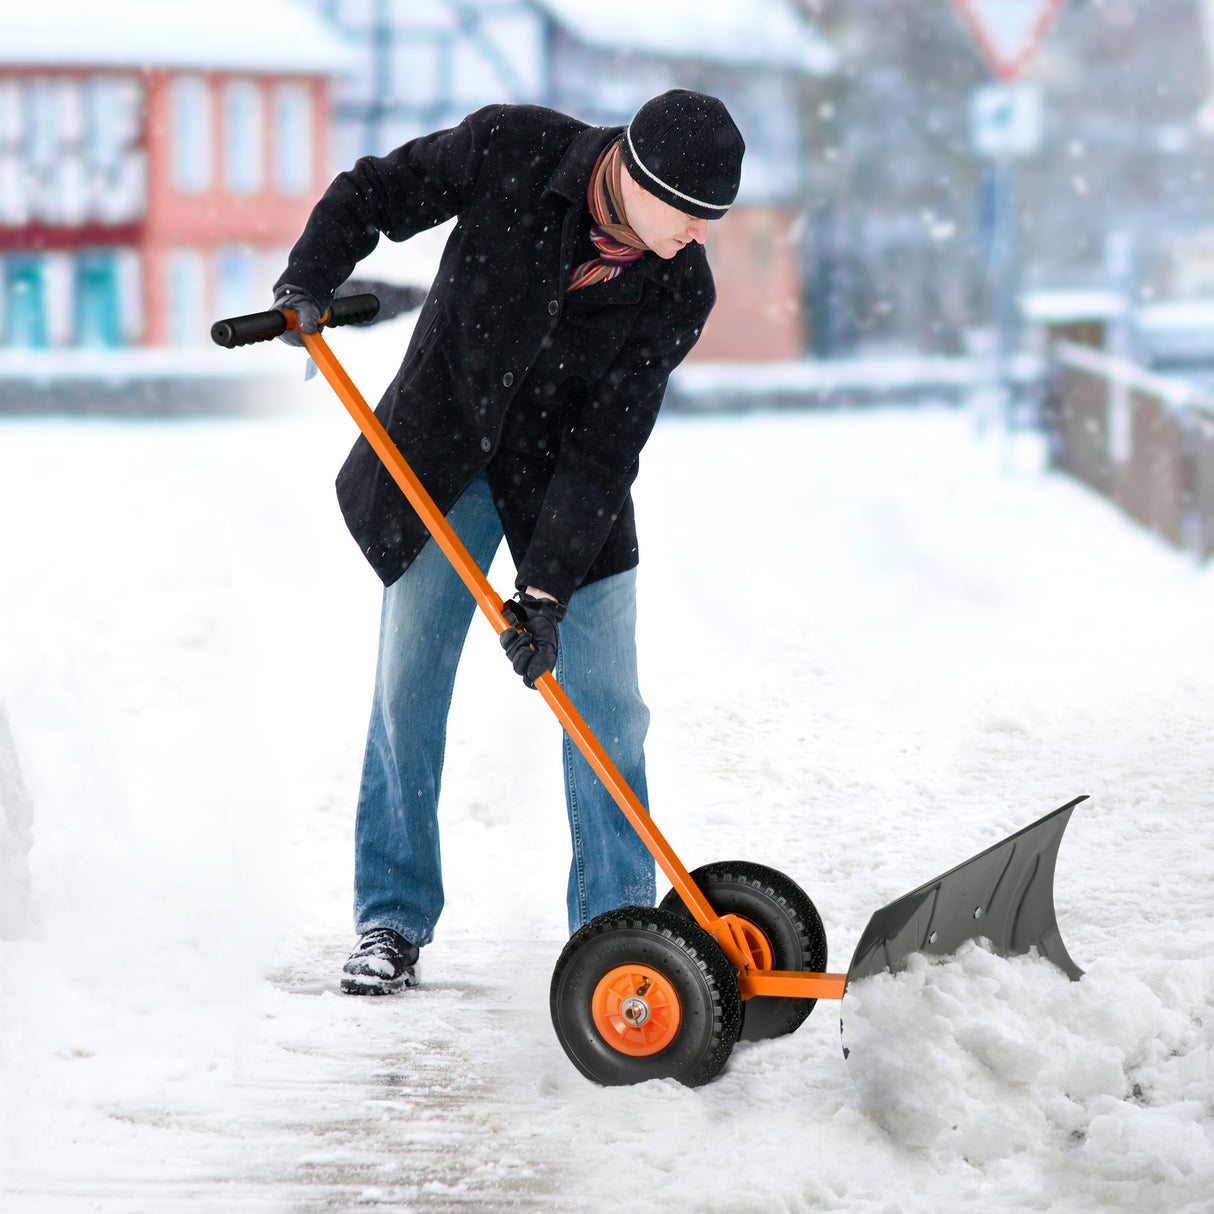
276,103,716,604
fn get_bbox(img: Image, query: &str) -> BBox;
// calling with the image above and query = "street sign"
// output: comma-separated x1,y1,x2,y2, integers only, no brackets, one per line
970,83,1043,157
951,0,1067,80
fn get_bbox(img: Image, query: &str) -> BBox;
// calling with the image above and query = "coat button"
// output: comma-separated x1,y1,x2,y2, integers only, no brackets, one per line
548,299,559,316
502,371,514,387
480,436,491,452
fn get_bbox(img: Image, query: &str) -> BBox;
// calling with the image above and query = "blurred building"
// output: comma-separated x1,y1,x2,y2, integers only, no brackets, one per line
300,0,837,360
0,2,354,351
803,0,1214,359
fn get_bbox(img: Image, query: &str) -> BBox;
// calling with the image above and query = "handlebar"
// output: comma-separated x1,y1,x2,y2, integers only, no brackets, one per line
210,293,381,349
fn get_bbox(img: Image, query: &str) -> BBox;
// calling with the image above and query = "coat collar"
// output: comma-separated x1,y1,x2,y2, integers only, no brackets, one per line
544,123,690,297
544,123,620,204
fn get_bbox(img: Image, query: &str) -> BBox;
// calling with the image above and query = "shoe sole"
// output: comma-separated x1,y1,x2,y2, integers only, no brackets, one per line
341,968,418,996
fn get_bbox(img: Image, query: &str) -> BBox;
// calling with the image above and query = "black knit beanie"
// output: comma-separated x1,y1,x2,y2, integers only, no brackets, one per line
620,89,745,220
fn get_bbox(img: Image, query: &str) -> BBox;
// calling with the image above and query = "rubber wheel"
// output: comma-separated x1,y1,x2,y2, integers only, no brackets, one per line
550,906,742,1087
659,861,828,1042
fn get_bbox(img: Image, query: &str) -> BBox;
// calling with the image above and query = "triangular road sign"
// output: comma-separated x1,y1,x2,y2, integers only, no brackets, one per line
952,0,1067,79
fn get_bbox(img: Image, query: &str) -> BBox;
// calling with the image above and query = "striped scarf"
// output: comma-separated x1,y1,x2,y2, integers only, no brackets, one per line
566,138,648,293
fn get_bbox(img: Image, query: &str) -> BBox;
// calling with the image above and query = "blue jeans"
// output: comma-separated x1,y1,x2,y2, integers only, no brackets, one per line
353,474,655,945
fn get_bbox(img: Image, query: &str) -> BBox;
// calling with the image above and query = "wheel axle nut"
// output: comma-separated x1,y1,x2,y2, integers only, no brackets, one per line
620,996,649,1026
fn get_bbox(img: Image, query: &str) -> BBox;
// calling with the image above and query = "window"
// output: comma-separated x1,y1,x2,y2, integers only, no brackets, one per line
74,251,121,348
4,256,48,348
215,245,258,321
26,79,64,171
223,80,263,196
273,84,313,196
171,76,212,194
167,249,206,346
0,147,28,226
85,77,143,170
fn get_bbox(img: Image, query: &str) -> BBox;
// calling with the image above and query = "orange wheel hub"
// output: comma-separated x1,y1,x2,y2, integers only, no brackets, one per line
591,965,681,1056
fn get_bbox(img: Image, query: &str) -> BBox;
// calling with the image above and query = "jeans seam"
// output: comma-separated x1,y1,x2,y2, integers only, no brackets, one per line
564,732,589,929
559,644,590,929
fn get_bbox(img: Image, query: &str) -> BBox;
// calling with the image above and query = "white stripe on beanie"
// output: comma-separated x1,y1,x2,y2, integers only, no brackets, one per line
624,123,731,213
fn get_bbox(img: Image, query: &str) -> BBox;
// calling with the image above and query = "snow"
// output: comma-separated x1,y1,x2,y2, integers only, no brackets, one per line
1021,290,1128,324
673,356,990,394
3,2,358,73
1,318,1213,1212
0,345,285,383
533,0,836,74
1135,300,1214,333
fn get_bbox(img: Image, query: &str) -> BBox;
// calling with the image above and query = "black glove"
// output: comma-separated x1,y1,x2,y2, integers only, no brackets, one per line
273,285,325,347
499,593,567,689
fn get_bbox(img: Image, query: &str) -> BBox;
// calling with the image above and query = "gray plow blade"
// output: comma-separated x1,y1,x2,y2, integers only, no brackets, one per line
845,796,1086,992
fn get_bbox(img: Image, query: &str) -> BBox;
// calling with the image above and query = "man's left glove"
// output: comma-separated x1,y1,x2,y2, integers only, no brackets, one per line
273,284,325,347
499,593,567,689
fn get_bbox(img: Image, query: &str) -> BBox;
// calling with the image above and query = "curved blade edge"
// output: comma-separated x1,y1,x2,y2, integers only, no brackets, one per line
845,796,1087,992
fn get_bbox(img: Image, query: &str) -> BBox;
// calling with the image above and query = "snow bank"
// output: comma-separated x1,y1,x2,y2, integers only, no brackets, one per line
1,361,1212,1212
846,945,1213,1194
0,705,34,938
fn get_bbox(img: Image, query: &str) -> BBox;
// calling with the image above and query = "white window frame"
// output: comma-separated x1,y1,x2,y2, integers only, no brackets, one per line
116,248,143,344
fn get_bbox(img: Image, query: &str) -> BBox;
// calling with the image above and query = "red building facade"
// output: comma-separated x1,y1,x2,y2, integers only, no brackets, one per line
1,13,348,349
141,71,331,345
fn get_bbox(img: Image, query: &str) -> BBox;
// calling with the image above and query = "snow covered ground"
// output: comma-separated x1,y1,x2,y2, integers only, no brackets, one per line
1,321,1212,1212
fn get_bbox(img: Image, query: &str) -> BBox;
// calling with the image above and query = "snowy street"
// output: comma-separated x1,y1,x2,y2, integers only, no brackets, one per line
1,326,1212,1212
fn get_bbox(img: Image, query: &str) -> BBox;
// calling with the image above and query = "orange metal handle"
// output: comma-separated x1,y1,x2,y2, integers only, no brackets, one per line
300,329,729,943
300,327,850,1001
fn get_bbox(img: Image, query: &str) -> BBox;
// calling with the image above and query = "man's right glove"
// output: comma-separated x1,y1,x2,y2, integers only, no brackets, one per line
499,593,567,689
273,285,325,347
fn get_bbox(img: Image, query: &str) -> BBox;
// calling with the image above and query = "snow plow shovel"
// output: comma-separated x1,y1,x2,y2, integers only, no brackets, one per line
213,296,1087,1087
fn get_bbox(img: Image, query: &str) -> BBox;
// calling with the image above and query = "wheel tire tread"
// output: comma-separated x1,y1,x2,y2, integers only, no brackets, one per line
658,861,827,1041
550,906,740,1087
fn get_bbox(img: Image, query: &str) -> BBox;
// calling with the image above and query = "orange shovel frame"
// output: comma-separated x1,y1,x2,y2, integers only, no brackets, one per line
213,295,1085,1080
292,302,846,1004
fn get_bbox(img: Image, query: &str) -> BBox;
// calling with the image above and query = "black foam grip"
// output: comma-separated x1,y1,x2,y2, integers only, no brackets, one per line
210,309,288,348
210,294,381,348
328,293,381,327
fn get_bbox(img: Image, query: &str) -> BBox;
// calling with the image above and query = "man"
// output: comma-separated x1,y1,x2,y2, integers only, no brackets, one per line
273,89,745,994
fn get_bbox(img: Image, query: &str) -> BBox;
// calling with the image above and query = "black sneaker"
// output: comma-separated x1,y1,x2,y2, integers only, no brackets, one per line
341,928,419,995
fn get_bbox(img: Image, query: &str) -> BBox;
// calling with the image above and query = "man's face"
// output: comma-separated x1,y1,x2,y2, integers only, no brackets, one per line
620,166,711,259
